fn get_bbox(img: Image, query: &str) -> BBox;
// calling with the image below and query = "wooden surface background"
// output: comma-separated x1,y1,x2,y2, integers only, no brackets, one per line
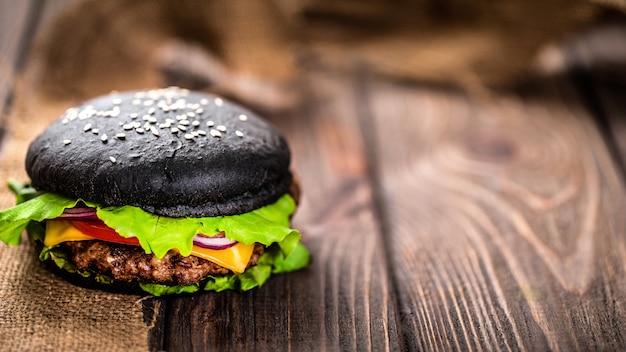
2,1,626,351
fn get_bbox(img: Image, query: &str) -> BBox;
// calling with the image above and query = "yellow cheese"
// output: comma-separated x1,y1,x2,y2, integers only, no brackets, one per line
45,220,94,246
190,242,254,274
45,220,254,273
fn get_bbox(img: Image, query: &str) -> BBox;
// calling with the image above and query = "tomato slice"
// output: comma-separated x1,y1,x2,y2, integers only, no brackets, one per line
72,220,141,246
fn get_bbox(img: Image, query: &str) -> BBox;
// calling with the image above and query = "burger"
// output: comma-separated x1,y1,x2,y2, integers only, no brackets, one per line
0,87,309,296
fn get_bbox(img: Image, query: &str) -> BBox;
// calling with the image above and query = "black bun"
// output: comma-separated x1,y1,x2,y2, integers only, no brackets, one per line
26,87,292,217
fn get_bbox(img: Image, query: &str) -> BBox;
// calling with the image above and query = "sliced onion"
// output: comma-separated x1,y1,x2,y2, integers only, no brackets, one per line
193,234,237,250
56,207,99,221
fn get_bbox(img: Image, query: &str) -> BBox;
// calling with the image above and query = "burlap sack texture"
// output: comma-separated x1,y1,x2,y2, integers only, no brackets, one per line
1,0,625,350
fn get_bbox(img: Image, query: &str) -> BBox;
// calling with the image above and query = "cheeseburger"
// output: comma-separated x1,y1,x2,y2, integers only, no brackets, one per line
0,87,309,296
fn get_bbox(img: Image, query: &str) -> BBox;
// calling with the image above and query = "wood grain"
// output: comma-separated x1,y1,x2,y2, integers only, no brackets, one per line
360,70,626,350
159,72,401,351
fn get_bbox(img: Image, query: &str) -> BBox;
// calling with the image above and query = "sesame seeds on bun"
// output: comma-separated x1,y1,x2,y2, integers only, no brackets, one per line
25,87,293,218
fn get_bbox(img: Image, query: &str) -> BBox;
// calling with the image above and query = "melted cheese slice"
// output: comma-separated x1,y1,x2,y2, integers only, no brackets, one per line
45,221,255,273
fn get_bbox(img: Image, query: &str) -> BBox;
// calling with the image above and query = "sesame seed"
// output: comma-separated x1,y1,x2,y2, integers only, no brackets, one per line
216,125,227,132
62,119,69,124
136,128,145,134
150,126,160,136
130,113,138,119
92,129,99,135
176,114,186,121
142,115,151,121
144,122,151,130
65,108,79,120
210,129,222,138
83,123,92,132
165,118,175,124
200,99,208,105
171,127,179,133
109,156,117,163
101,134,108,143
79,106,95,120
178,125,187,131
192,120,200,127
184,133,194,140
191,131,199,137
110,108,120,117
148,107,156,115
132,122,141,128
206,120,215,127
214,98,223,106
143,100,154,106
132,99,142,105
235,130,244,137
186,112,196,118
239,114,248,121
116,133,126,139
123,124,134,130
179,120,190,126
63,139,72,145
112,98,122,105
197,130,207,136
159,123,169,129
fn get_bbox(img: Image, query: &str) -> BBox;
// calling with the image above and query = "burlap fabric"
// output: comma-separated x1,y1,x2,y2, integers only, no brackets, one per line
1,0,625,350
0,82,155,350
0,120,154,351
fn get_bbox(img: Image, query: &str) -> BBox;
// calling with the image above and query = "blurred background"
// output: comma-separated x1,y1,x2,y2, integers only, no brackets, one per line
1,0,626,118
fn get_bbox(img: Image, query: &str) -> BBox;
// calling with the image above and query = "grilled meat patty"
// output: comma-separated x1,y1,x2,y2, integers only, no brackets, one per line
63,240,264,286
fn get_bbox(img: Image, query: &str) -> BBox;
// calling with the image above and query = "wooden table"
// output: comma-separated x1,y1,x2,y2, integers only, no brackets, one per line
2,2,626,351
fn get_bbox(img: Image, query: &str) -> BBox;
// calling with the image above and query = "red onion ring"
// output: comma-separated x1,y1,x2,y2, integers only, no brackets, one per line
56,207,99,221
193,234,237,250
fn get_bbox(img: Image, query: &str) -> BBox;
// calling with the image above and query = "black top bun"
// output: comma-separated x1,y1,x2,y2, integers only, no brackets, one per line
25,87,292,217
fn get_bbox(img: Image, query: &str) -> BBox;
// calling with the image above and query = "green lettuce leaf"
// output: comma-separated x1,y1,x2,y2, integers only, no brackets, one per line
0,192,80,245
1,182,301,259
8,179,42,204
139,282,200,296
95,194,300,259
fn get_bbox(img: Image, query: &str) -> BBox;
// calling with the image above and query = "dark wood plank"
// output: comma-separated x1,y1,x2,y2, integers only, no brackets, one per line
565,21,626,177
0,0,32,124
360,63,626,349
160,72,401,351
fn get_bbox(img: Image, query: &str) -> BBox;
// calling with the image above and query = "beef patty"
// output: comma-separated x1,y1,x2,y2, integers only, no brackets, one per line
63,240,264,286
